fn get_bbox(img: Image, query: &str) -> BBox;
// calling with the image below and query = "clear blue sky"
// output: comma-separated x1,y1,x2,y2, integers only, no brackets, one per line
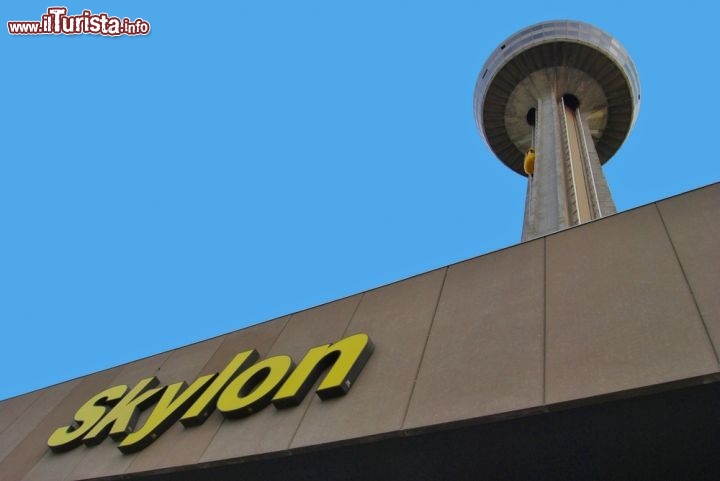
1,1,717,400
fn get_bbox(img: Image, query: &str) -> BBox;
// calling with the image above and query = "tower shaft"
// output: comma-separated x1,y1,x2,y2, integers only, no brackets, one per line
522,87,616,241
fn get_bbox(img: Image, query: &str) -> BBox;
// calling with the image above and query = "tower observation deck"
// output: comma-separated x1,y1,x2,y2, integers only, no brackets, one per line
474,20,640,241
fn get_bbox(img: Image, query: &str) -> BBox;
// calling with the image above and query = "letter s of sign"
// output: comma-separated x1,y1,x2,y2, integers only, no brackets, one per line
47,385,129,453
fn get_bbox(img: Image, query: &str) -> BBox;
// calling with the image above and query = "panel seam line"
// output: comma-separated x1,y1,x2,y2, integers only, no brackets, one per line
196,313,294,464
655,203,720,367
287,293,365,450
542,238,548,405
401,267,449,429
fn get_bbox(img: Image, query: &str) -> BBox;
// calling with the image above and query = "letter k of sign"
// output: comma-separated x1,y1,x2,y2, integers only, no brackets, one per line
82,377,165,446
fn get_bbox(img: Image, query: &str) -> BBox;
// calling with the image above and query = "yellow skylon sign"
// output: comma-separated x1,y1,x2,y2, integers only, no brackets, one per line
47,333,373,454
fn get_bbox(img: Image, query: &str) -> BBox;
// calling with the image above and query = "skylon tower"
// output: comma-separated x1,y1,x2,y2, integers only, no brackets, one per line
474,20,640,241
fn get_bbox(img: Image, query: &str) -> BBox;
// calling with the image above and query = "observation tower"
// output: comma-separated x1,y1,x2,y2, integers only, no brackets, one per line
474,20,640,241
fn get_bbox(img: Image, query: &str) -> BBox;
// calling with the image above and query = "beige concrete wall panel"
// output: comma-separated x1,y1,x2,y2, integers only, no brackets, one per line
403,240,545,429
105,351,171,387
146,337,223,387
291,269,446,448
0,366,123,481
656,183,720,357
0,391,42,435
195,317,291,374
125,317,289,474
55,353,173,481
545,205,719,404
200,295,361,463
0,380,80,470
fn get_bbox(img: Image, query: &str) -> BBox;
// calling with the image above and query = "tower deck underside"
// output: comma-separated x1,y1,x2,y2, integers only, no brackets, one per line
479,41,635,176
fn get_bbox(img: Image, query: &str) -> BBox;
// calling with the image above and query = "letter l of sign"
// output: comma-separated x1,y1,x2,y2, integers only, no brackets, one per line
117,374,216,453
